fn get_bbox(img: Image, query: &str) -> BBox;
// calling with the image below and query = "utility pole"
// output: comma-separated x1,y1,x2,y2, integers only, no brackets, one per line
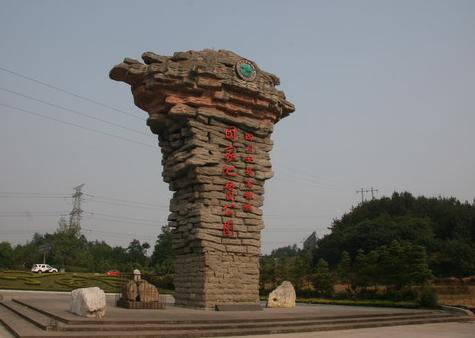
356,188,365,204
367,187,379,200
356,187,379,204
69,184,85,236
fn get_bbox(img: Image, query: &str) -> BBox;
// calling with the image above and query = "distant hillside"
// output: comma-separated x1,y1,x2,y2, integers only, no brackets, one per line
314,192,475,277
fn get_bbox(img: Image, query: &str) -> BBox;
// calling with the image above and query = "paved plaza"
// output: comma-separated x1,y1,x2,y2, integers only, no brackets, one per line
0,290,473,338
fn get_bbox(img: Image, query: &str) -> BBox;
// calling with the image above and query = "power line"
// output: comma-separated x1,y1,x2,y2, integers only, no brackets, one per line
264,214,333,219
82,227,156,240
0,211,67,214
0,192,338,220
86,212,162,224
0,192,69,196
84,194,168,208
0,213,66,217
0,194,71,199
86,199,169,210
87,217,163,228
277,172,348,192
0,103,157,149
0,65,144,121
0,87,148,136
278,164,349,190
0,68,357,194
0,191,169,210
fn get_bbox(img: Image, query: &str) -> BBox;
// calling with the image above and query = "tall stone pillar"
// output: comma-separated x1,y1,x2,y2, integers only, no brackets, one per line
110,49,294,309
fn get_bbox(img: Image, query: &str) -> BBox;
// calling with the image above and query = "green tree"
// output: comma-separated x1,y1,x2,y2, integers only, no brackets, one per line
315,192,475,278
259,255,276,290
127,239,150,269
87,240,114,272
377,241,432,289
312,258,334,296
150,226,175,274
336,250,351,291
0,242,13,269
405,244,432,285
351,249,380,290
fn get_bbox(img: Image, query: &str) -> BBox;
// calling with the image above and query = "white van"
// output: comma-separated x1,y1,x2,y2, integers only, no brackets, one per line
31,264,58,273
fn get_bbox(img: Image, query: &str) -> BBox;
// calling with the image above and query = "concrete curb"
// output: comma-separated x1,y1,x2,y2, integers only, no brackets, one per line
440,305,474,316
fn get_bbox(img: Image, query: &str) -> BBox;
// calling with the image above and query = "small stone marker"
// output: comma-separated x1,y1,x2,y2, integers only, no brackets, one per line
70,287,106,318
267,281,296,308
137,280,160,303
117,270,163,309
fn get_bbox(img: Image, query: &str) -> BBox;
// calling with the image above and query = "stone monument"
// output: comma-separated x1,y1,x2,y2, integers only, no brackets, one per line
110,49,295,309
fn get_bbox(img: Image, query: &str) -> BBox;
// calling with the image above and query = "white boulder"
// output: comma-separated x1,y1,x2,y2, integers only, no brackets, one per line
267,281,296,308
70,287,106,318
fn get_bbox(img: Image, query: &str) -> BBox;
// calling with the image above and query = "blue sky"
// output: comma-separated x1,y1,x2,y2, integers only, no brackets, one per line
0,0,474,253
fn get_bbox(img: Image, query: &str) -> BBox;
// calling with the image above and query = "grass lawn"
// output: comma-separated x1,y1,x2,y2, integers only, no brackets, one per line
0,270,126,293
296,297,418,308
260,295,418,308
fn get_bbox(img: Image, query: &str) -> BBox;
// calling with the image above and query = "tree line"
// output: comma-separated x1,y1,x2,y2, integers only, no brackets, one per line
1,191,473,302
0,221,173,276
260,192,475,303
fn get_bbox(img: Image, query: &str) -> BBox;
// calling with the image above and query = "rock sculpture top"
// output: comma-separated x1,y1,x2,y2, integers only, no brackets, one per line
110,49,295,134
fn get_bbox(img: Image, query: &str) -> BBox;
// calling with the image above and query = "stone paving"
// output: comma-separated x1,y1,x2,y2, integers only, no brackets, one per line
0,291,473,337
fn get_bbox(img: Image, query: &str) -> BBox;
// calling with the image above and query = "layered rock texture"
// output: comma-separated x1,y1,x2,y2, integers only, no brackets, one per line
110,49,295,309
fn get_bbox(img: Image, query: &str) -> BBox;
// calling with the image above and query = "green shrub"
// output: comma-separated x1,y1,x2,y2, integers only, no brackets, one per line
0,276,17,280
297,298,417,308
143,274,175,291
418,285,438,307
24,279,41,285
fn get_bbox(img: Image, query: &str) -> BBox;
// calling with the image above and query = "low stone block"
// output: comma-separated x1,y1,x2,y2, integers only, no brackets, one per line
70,287,106,318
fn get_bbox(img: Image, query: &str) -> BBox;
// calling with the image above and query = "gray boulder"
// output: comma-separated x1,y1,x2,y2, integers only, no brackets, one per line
70,287,106,318
267,281,296,308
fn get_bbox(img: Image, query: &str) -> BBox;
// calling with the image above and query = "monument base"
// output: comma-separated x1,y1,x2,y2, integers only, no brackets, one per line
215,303,263,311
116,299,165,309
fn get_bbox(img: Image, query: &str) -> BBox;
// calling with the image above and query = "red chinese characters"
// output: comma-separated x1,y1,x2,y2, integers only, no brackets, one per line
244,179,254,189
243,191,254,200
223,165,237,177
223,220,234,237
224,181,236,201
244,156,254,163
222,127,238,237
243,131,255,214
224,145,236,162
221,128,257,236
243,203,253,212
244,167,254,177
225,127,238,141
224,152,236,162
244,132,254,142
223,203,236,217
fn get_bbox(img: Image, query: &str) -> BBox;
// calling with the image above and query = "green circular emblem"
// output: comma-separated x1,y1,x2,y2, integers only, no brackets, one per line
235,59,257,81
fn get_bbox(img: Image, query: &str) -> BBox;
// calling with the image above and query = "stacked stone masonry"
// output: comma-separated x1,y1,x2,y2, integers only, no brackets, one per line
110,49,294,309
